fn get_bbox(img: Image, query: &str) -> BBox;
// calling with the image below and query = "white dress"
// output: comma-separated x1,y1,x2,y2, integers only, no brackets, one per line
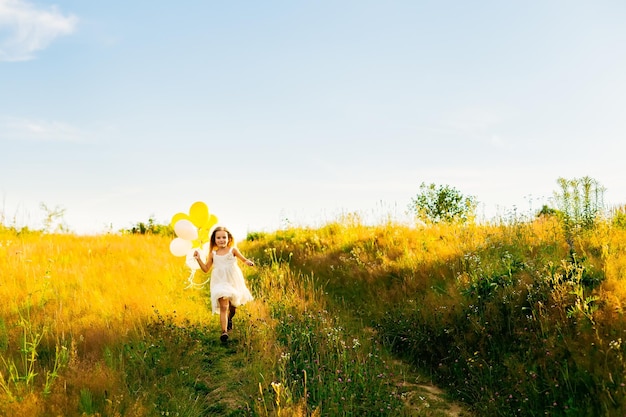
210,247,254,314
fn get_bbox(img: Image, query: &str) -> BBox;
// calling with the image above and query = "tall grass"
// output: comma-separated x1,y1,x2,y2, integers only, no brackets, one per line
0,229,218,415
243,217,626,416
249,249,406,416
3,214,624,416
0,225,429,416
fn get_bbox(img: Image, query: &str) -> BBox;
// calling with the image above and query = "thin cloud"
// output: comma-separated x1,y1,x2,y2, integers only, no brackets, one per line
0,116,89,143
0,0,78,62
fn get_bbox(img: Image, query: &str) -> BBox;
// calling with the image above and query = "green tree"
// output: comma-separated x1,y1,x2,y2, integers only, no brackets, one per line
409,182,477,224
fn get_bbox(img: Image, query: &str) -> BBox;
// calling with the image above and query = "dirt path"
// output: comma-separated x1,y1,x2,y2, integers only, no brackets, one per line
389,358,474,417
398,380,472,416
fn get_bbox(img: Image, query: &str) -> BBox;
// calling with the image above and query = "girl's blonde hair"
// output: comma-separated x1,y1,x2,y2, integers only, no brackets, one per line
209,226,235,252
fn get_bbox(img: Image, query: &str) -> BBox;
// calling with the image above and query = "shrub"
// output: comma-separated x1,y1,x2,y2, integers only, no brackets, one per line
409,182,477,224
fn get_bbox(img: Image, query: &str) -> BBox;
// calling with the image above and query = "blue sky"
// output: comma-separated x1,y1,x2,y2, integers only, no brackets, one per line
1,0,625,238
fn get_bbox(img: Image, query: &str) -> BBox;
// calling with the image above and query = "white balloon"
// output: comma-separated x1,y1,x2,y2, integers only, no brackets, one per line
170,237,192,257
186,247,207,270
174,219,198,241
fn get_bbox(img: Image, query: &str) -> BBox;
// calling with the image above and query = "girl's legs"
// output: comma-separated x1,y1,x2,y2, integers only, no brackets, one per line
218,297,230,340
228,305,236,331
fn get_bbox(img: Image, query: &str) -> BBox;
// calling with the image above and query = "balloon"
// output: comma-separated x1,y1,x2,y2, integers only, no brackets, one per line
174,219,198,241
170,238,192,257
185,247,208,270
189,201,209,228
186,248,200,270
197,228,210,243
168,202,219,279
170,212,189,228
205,214,218,230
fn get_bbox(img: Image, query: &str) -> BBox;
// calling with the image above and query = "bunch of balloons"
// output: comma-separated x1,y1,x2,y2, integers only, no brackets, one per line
169,201,218,288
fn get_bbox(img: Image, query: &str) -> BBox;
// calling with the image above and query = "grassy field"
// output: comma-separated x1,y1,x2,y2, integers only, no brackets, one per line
1,214,625,416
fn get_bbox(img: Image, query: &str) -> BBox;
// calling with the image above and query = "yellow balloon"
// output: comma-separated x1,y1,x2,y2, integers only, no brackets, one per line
170,202,219,249
198,228,210,242
170,212,190,228
204,214,218,230
189,201,209,228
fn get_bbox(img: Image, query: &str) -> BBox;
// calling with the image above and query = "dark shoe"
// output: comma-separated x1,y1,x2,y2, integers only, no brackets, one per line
220,332,229,343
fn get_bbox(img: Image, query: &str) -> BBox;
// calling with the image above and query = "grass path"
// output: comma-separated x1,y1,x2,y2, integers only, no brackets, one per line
199,336,252,415
193,305,474,416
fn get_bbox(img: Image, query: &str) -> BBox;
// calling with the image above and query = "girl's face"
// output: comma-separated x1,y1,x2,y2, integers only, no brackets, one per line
215,230,229,247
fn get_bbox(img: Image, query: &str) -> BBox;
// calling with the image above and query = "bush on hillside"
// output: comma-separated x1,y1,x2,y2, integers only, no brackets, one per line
409,182,477,224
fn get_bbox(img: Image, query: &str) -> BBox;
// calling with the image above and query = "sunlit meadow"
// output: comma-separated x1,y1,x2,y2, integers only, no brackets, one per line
2,207,626,416
243,212,626,416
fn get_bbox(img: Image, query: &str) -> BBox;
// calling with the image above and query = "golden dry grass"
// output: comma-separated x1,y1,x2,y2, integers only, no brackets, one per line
0,231,211,334
0,230,215,415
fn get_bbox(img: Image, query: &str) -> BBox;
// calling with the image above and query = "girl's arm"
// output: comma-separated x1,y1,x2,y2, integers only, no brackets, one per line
194,250,214,273
233,247,254,266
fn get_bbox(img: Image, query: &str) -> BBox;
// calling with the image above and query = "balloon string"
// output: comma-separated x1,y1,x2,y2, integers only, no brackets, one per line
184,269,210,290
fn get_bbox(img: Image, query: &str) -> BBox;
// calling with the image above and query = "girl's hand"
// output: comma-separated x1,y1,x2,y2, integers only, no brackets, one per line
246,260,254,267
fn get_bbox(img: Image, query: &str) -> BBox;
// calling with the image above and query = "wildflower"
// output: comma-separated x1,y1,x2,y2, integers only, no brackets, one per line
610,338,622,350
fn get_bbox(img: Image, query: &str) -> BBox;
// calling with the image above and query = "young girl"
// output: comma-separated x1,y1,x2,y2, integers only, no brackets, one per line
194,226,254,342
